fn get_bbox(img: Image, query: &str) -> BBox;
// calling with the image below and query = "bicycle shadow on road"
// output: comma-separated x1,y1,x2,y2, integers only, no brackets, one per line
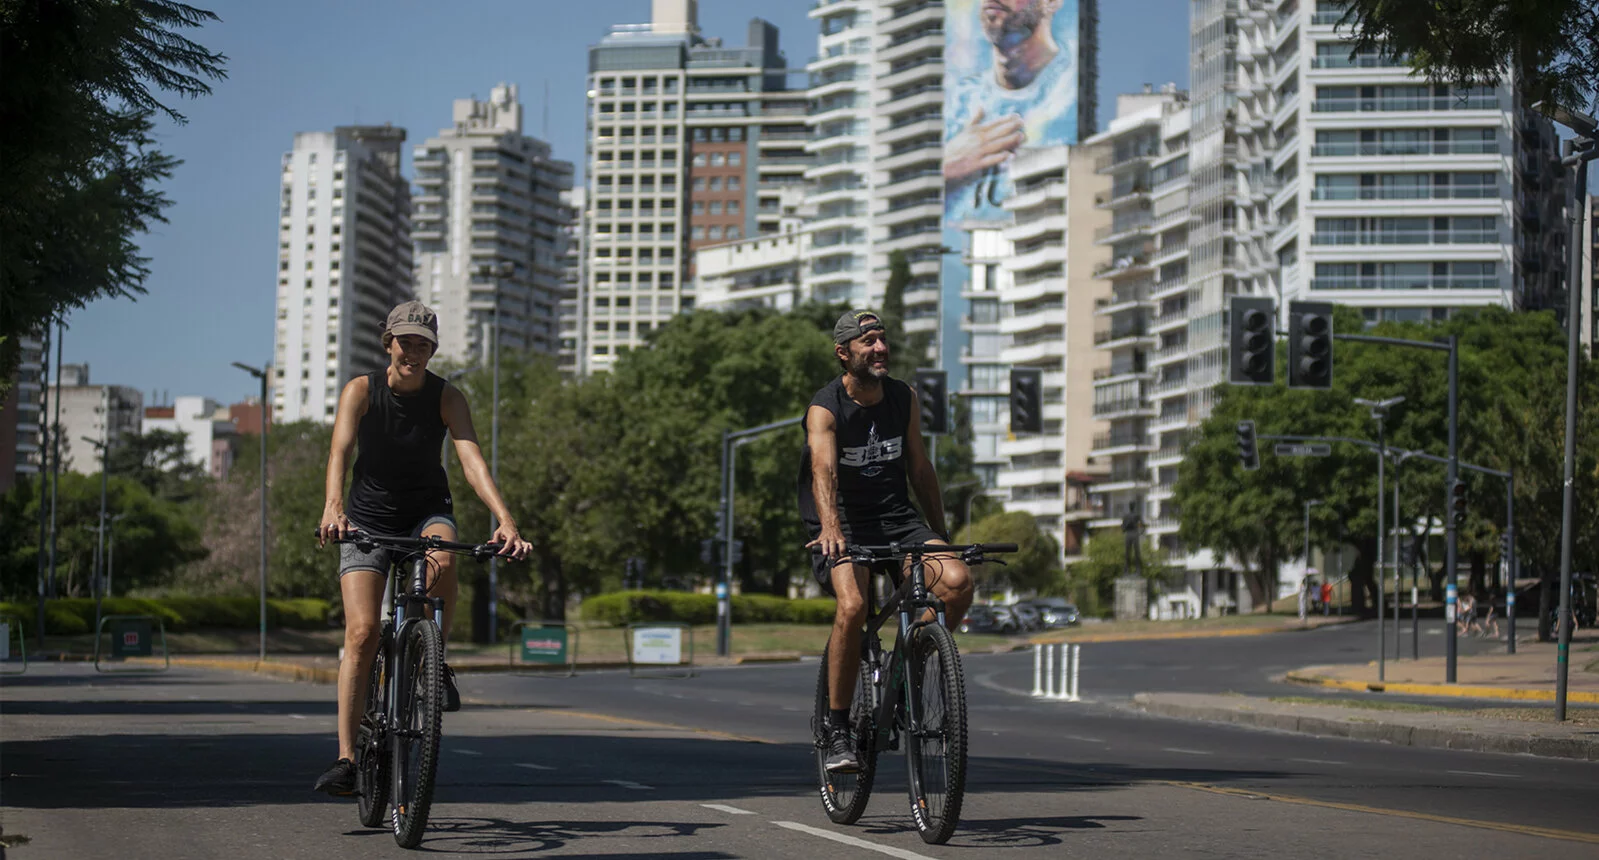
347,816,733,857
852,812,1144,849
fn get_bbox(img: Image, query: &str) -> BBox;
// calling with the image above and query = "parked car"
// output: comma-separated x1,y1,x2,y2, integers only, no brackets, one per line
1008,602,1045,631
1026,597,1081,628
987,605,1023,633
958,605,1018,635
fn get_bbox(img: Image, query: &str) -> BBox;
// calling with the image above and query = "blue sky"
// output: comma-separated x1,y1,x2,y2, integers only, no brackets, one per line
62,0,1190,405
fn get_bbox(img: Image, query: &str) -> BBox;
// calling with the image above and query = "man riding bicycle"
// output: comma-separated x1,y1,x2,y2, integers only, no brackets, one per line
313,300,531,796
800,309,973,774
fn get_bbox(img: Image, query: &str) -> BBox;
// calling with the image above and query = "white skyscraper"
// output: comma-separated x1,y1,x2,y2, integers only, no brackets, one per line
412,84,575,367
273,125,413,424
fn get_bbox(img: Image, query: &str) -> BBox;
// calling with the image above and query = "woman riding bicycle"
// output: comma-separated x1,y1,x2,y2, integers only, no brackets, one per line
313,300,530,796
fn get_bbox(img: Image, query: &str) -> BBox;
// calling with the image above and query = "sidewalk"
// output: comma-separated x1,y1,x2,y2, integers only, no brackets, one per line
1285,631,1599,704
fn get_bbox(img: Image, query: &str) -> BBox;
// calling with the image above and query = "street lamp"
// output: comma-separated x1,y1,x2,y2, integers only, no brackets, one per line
1532,100,1596,721
1354,395,1404,682
232,361,270,663
80,434,111,636
475,260,516,645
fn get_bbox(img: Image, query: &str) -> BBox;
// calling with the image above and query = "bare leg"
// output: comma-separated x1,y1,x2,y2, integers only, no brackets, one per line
336,570,387,762
827,564,871,713
911,541,974,631
420,520,459,643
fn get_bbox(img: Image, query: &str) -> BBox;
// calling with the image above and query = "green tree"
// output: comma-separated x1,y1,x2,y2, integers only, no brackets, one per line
879,249,933,371
107,428,208,503
0,0,228,380
1340,0,1599,110
956,510,1062,593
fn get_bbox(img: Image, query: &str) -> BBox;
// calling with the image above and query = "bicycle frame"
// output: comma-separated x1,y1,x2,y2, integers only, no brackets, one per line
852,551,951,753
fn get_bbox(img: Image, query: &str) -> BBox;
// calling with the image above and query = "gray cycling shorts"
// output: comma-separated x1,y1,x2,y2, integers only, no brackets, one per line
338,515,457,578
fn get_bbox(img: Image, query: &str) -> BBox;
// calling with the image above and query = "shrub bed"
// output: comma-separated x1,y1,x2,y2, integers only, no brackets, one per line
0,597,333,634
578,591,834,626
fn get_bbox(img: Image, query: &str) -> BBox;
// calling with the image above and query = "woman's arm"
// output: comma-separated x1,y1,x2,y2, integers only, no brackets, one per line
441,384,530,558
320,376,369,542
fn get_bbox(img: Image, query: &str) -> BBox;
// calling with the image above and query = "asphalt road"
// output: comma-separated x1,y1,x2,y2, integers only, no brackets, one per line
3,624,1595,859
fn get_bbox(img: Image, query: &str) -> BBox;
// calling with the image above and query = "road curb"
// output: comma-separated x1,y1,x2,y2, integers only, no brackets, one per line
1032,618,1356,646
1283,670,1599,705
1130,693,1599,762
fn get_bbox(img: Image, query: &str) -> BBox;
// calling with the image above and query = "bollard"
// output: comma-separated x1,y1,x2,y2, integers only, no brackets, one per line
1032,643,1082,702
1068,644,1080,701
1032,643,1044,696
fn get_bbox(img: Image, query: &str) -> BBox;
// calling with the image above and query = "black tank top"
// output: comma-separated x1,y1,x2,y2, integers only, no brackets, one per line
798,375,916,532
347,370,453,535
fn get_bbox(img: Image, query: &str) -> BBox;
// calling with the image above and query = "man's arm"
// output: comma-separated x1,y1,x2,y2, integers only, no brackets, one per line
903,388,948,539
804,405,847,558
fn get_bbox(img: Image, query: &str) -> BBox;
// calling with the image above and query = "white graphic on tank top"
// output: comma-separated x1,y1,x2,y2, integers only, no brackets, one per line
839,422,903,478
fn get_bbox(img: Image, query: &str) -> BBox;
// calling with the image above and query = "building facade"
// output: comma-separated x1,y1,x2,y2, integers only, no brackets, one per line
48,365,142,475
557,188,588,376
143,396,238,480
581,3,795,373
412,84,575,367
1,332,46,492
272,125,413,424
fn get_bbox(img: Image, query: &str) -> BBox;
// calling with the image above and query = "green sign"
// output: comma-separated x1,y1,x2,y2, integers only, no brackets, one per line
111,618,154,658
520,626,568,664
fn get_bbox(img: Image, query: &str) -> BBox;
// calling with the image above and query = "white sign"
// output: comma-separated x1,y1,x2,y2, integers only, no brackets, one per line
0,622,9,661
632,626,683,665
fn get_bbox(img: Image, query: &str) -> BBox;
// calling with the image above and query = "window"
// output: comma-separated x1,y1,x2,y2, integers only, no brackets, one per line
708,226,723,240
727,201,739,215
726,226,741,240
728,152,742,166
710,153,725,166
708,177,722,191
692,225,706,239
728,128,744,142
708,201,722,215
727,176,741,191
692,153,708,167
692,177,707,190
692,201,706,214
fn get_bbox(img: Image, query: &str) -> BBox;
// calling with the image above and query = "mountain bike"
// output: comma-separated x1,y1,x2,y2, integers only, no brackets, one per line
811,541,1015,845
324,529,502,849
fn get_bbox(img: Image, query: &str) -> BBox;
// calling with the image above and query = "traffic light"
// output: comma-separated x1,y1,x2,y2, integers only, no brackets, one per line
700,539,715,566
1236,420,1259,471
730,540,744,565
1500,531,1512,559
1009,367,1043,434
1228,296,1276,385
1450,480,1468,526
913,369,949,435
1287,300,1334,389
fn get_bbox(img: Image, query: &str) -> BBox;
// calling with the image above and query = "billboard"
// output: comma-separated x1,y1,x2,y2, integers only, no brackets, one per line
943,0,1082,225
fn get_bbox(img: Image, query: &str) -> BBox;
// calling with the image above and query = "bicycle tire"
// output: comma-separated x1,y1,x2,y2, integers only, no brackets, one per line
391,620,444,849
904,623,967,845
812,642,878,824
356,633,392,829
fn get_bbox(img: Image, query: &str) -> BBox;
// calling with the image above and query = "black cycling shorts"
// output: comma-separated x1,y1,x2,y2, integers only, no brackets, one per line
809,516,943,596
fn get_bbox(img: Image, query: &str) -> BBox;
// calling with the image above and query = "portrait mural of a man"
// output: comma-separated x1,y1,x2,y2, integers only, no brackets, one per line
943,0,1082,225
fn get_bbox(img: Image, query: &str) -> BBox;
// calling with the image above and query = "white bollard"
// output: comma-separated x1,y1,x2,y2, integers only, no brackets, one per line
1068,644,1081,702
1031,643,1044,697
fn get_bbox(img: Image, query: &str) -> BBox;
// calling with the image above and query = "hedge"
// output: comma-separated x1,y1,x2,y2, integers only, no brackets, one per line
0,597,333,635
578,591,835,626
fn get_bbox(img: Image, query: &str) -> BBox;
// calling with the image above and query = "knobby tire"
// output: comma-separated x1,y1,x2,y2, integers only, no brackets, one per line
813,642,878,824
391,620,444,848
904,623,967,845
356,631,392,829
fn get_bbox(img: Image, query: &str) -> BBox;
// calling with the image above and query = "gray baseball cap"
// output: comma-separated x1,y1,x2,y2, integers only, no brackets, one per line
385,300,438,345
833,309,885,345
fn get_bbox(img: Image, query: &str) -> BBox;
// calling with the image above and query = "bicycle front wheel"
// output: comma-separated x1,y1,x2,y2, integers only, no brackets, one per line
390,620,444,848
356,631,392,829
904,624,967,845
812,642,878,824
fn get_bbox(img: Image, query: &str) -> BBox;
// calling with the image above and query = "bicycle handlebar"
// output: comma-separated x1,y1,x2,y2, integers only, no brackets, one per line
316,528,505,561
826,542,1017,567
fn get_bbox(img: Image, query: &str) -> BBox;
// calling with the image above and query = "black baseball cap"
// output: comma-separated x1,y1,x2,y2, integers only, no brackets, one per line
833,309,885,345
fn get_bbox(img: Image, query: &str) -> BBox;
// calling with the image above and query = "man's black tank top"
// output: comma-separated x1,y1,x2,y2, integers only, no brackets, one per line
346,370,453,535
797,375,916,532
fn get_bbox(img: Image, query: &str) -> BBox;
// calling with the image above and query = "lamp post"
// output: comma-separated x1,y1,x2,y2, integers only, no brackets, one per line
81,433,111,637
1303,499,1322,605
106,513,128,600
1355,395,1405,682
232,362,270,663
1532,100,1596,721
475,261,515,644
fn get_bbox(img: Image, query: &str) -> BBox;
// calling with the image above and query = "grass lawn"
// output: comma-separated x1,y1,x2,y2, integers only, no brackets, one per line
1269,695,1599,726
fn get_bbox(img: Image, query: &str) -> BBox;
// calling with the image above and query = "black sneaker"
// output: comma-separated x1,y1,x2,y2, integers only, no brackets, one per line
443,663,461,712
314,758,356,796
824,727,860,774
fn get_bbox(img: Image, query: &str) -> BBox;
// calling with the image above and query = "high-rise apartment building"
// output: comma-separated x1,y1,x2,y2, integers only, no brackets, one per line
48,364,142,475
273,125,413,423
557,187,588,376
0,331,46,491
412,85,575,367
804,0,876,308
581,2,794,373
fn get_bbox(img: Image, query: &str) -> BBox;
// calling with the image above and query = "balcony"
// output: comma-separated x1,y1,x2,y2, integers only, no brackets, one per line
1094,254,1153,279
1096,145,1159,174
1310,229,1498,246
1310,276,1500,291
1311,95,1500,113
1309,185,1499,202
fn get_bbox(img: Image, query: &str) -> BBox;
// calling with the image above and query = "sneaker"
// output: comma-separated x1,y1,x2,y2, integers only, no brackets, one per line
443,663,461,712
824,727,860,774
314,758,356,796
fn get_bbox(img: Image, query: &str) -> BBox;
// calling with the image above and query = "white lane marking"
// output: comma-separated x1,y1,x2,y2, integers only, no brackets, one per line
604,779,654,791
738,700,756,707
701,803,756,815
456,749,483,756
1290,758,1347,766
515,763,555,771
290,714,307,720
1161,747,1214,756
1060,734,1105,744
773,821,940,860
1448,770,1520,779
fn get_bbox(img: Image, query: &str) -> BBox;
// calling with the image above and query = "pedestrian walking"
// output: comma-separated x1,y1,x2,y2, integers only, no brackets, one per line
1320,580,1334,616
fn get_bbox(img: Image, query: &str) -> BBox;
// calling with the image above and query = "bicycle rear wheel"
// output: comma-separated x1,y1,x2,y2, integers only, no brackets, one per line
356,630,392,829
812,642,878,824
904,624,967,845
390,620,444,848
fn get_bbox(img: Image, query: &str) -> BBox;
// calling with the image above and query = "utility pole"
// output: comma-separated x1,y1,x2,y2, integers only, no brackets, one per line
34,320,51,647
716,416,805,656
232,362,271,662
476,261,514,644
1356,396,1404,681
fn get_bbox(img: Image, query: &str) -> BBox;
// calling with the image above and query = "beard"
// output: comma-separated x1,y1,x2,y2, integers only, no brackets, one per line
846,351,888,382
982,1,1047,52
